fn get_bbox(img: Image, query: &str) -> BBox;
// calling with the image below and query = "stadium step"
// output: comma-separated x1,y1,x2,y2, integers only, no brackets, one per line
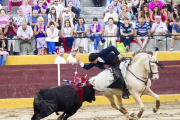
81,0,106,7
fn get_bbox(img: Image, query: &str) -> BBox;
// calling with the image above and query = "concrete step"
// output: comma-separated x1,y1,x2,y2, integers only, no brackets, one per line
82,10,103,15
84,19,104,24
81,0,106,7
81,15,102,19
2,6,19,15
2,0,8,6
82,7,105,12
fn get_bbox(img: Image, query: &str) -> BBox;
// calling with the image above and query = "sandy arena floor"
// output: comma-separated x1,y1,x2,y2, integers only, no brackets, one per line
0,101,180,120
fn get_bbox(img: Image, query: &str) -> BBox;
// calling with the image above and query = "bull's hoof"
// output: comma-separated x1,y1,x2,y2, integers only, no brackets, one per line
153,108,158,113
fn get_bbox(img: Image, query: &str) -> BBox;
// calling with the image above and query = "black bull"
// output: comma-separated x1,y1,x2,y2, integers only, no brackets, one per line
32,84,96,120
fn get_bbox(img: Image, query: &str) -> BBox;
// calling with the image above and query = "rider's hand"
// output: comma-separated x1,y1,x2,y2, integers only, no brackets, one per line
118,55,123,61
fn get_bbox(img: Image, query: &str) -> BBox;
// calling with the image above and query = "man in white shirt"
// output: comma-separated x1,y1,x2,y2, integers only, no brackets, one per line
104,5,118,25
67,49,77,64
54,48,67,64
51,0,64,18
151,16,167,51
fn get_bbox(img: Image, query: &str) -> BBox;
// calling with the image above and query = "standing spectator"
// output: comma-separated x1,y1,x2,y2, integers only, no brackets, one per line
66,0,81,18
104,17,117,49
92,0,104,7
102,0,121,19
0,9,10,32
90,18,103,53
28,0,37,7
29,10,41,30
48,7,59,27
33,0,47,25
67,49,77,63
8,0,23,15
138,4,151,24
137,0,146,12
0,32,9,66
119,4,131,23
54,47,66,64
149,0,164,12
51,0,64,18
13,8,28,27
34,17,47,55
161,4,170,27
73,17,88,53
4,18,20,55
171,6,180,25
150,5,161,23
120,17,134,52
170,18,180,51
47,22,59,54
61,19,74,53
151,16,167,51
19,0,32,18
17,21,34,55
135,18,151,49
104,5,119,24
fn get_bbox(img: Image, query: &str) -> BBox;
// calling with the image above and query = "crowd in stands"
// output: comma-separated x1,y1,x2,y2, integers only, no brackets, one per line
0,0,180,65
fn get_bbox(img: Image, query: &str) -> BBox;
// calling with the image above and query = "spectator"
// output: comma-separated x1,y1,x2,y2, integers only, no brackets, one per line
170,17,180,51
59,7,75,28
151,16,167,51
160,0,172,12
19,0,32,18
73,17,88,53
90,18,103,53
92,0,103,7
137,0,146,12
28,0,37,7
131,0,140,15
149,0,164,12
145,0,154,3
61,19,74,53
135,18,151,49
67,48,77,63
171,6,180,25
8,0,23,15
150,5,161,23
68,1,77,16
120,17,134,52
104,17,117,49
120,0,132,13
34,17,47,55
13,8,28,27
33,0,47,25
138,4,151,24
104,5,118,24
0,27,2,33
0,9,10,32
17,21,34,55
54,47,66,64
119,4,131,24
0,32,9,66
102,0,121,19
48,7,59,27
161,4,170,27
29,10,41,30
51,0,64,18
4,18,20,55
66,0,81,18
47,22,58,54
173,0,180,9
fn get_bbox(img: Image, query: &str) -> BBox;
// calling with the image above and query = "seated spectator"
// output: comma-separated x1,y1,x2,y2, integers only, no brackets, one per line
4,18,20,55
173,0,180,9
29,10,41,30
8,0,23,15
47,22,58,54
90,18,103,53
51,0,64,19
48,7,59,27
0,9,10,32
119,4,131,24
170,17,180,51
28,0,37,7
150,5,161,23
92,0,103,7
54,47,66,64
161,4,170,27
0,32,9,66
151,16,167,51
135,18,151,49
120,17,134,52
19,0,32,18
102,0,121,19
17,21,34,55
13,8,28,27
120,0,132,13
104,5,118,24
33,0,47,25
59,8,75,28
68,1,76,14
131,0,140,15
149,0,164,12
67,48,77,64
161,0,172,12
104,17,117,49
137,0,146,12
66,0,81,18
171,6,180,25
61,19,74,52
138,4,151,24
34,17,47,55
73,17,88,53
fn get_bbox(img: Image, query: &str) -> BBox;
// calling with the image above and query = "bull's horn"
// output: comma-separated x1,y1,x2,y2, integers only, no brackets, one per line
155,52,158,57
93,87,104,92
84,74,87,78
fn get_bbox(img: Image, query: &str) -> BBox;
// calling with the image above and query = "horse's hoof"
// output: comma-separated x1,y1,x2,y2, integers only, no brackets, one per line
130,112,136,117
153,108,158,113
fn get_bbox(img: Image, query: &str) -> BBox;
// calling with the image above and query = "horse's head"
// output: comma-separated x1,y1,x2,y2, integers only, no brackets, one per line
144,52,164,80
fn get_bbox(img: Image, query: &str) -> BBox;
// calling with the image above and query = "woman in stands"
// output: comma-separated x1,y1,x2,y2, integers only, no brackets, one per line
0,9,10,32
150,5,161,23
171,6,180,25
137,0,146,12
34,17,47,55
19,0,32,17
138,4,151,24
161,4,170,28
119,4,131,22
120,17,134,52
48,6,59,28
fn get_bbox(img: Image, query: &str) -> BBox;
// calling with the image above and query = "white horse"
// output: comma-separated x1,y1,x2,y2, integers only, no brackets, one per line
89,51,163,118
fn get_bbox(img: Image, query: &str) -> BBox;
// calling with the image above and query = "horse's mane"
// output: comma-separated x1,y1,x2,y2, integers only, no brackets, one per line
131,49,153,61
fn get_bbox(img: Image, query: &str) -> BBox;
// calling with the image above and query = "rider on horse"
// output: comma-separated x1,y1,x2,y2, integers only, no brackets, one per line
77,46,129,99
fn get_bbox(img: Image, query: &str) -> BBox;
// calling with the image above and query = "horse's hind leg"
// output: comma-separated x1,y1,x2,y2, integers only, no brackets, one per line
105,95,119,110
145,88,160,113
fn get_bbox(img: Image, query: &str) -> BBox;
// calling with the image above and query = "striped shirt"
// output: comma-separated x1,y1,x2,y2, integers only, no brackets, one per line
0,15,10,28
120,23,134,34
135,22,150,36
